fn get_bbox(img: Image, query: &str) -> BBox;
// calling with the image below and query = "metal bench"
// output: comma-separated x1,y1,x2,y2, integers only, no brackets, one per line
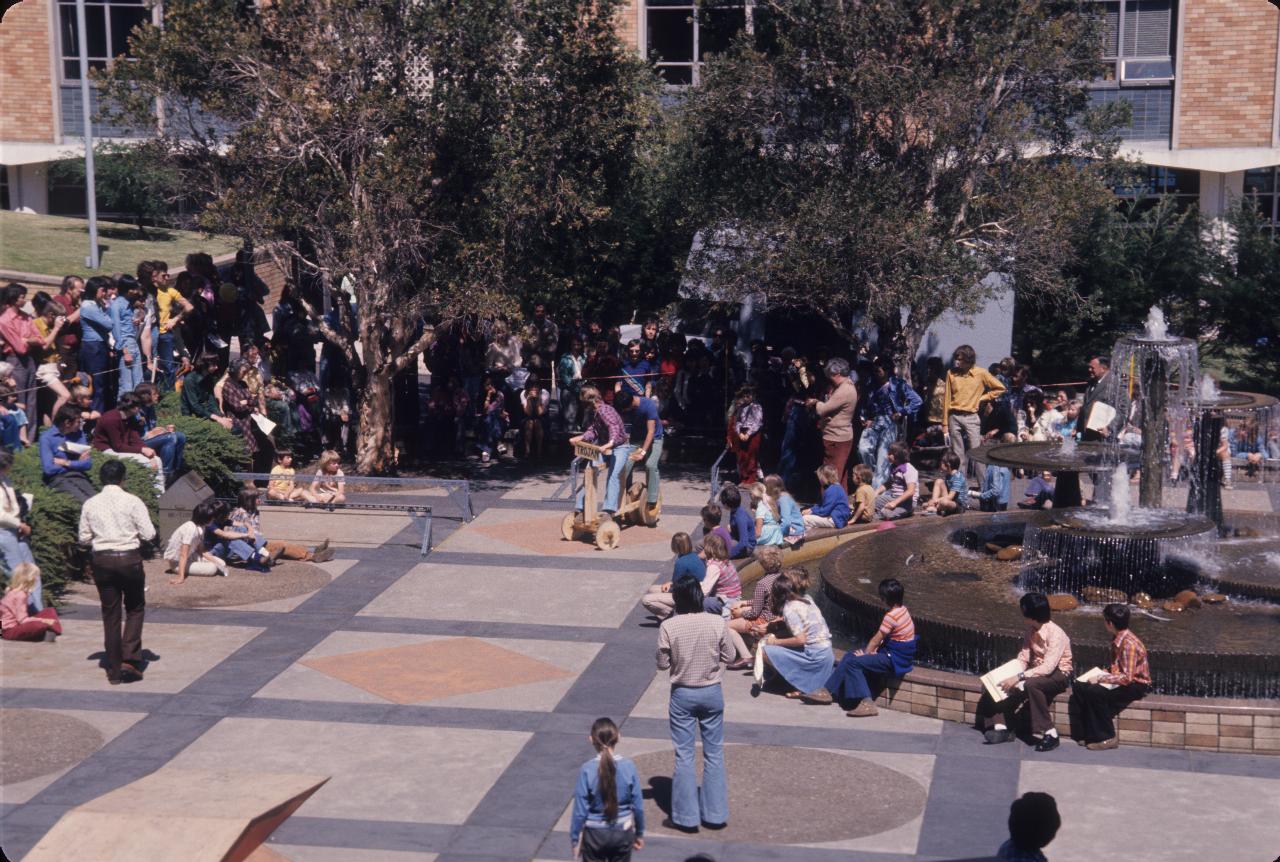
217,496,435,556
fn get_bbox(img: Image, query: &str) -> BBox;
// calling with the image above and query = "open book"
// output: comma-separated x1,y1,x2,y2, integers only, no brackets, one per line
1085,402,1116,431
62,441,91,456
980,659,1026,703
1076,666,1119,690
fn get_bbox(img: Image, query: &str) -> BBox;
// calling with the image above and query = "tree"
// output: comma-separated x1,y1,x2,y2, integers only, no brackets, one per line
49,140,180,236
100,0,656,472
668,0,1125,374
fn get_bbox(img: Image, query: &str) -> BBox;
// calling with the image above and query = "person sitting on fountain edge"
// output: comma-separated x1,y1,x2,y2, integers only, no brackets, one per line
1068,603,1150,751
976,592,1072,751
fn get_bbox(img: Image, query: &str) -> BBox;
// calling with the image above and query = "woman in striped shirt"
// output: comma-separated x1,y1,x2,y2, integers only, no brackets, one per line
807,578,917,717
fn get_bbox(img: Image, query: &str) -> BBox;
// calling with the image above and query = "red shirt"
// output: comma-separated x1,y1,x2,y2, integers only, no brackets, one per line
0,307,38,356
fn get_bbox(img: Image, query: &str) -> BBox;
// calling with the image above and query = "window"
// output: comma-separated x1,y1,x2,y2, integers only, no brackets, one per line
1096,0,1175,85
1244,167,1279,227
1114,166,1200,213
0,166,9,211
58,0,150,81
646,1,754,85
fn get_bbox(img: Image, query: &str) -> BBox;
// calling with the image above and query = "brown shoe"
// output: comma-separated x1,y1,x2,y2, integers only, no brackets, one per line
267,545,285,564
314,538,330,554
846,701,879,718
798,687,833,705
1086,737,1119,751
311,547,335,564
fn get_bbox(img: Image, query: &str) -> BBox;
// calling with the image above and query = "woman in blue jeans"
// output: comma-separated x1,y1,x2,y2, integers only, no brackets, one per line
202,500,275,572
656,575,735,831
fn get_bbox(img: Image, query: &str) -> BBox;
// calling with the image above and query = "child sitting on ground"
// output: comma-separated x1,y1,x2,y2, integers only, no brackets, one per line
165,499,228,584
700,532,743,615
924,452,967,516
979,435,1015,512
268,450,317,502
801,464,850,530
849,464,876,524
874,442,917,520
310,450,346,503
230,488,334,564
1018,471,1055,509
0,563,61,641
725,545,785,669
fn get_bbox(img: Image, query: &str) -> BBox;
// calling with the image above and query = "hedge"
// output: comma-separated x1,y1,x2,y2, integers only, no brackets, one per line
6,398,248,601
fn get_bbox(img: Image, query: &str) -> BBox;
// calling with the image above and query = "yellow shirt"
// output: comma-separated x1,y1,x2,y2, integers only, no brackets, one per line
156,286,184,328
268,465,295,497
943,367,1005,424
853,484,876,522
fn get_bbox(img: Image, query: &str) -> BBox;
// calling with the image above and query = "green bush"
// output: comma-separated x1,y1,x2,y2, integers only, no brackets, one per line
157,389,250,497
10,446,160,600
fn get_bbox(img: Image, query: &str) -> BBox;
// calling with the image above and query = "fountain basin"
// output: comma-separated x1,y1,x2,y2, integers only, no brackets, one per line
814,510,1280,700
966,441,1139,473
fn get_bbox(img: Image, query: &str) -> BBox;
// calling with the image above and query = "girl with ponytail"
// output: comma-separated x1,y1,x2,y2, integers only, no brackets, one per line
569,717,645,860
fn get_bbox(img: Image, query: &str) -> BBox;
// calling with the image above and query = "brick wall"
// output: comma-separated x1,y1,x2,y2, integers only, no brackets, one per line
0,0,57,143
1177,0,1279,148
614,0,641,54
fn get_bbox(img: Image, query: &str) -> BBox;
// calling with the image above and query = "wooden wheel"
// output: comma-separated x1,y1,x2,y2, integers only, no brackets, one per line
642,497,662,527
561,512,579,541
595,519,621,550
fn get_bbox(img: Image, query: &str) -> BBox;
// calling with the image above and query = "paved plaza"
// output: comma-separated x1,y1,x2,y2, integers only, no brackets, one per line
2,468,1279,861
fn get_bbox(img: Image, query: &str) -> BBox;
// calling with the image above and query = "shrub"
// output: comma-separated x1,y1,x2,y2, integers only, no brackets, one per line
156,389,249,497
10,446,160,600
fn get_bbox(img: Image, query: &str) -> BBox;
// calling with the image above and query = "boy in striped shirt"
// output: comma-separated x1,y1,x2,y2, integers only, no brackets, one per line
805,578,917,717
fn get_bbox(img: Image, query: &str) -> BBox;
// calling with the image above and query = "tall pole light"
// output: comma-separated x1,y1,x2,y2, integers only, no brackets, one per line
75,0,100,270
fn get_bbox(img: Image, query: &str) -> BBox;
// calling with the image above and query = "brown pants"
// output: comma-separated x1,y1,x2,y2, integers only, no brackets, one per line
265,540,310,560
92,549,146,681
977,669,1068,736
823,438,854,491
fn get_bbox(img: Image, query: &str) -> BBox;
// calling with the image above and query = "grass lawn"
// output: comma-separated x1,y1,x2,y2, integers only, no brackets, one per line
0,210,241,278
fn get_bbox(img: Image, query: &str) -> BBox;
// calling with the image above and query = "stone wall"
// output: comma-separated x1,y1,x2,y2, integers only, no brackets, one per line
877,665,1280,754
1177,0,1279,148
0,0,57,143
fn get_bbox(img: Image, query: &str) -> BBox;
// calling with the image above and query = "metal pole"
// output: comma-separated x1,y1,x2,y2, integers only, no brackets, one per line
75,0,100,270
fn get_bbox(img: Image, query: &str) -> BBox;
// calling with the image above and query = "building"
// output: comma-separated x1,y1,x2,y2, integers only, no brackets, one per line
3,0,1278,223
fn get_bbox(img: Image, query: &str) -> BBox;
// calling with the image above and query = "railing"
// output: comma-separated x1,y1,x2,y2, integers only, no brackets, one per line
231,472,474,523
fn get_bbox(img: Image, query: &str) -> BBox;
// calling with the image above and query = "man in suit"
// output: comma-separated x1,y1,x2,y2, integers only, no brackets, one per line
1079,356,1118,442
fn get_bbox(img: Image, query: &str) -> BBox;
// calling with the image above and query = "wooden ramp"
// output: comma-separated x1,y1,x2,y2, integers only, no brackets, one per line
23,769,328,862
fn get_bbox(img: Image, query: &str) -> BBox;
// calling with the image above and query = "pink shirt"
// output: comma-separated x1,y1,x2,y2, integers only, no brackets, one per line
0,307,38,356
0,589,31,630
1017,620,1073,678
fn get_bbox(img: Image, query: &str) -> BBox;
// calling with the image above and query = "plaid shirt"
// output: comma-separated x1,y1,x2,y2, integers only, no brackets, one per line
741,571,780,623
657,612,735,687
1102,628,1151,687
582,402,628,448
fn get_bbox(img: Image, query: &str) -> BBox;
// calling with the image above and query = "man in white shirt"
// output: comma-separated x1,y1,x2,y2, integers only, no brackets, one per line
78,459,156,685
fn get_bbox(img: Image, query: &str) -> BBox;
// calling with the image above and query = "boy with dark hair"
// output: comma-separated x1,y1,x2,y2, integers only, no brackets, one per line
977,592,1073,751
998,792,1060,862
924,451,966,515
1068,603,1151,750
718,484,756,559
808,577,917,717
39,405,95,502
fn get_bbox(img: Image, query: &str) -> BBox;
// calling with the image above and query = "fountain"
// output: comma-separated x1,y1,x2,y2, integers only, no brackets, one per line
793,307,1280,708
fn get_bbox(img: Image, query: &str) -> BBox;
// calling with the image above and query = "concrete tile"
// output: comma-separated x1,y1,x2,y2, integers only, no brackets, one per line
167,718,530,824
628,670,944,736
256,631,601,711
1020,760,1280,860
357,563,659,629
266,846,437,861
0,709,146,805
0,621,263,694
438,507,679,561
259,507,424,549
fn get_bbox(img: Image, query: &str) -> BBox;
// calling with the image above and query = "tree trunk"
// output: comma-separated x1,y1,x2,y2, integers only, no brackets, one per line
890,312,931,382
354,370,396,474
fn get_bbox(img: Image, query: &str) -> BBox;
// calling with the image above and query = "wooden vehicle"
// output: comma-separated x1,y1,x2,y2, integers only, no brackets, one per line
561,440,661,550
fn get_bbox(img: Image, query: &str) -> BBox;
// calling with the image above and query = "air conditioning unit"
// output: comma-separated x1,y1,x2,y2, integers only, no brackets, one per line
1121,58,1174,85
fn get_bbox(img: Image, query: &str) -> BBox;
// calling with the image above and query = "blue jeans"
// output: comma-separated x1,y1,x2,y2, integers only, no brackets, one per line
210,535,266,563
0,528,39,611
147,430,187,478
80,340,109,412
858,415,899,489
157,332,177,391
668,683,728,828
118,338,144,395
825,650,896,704
575,444,633,514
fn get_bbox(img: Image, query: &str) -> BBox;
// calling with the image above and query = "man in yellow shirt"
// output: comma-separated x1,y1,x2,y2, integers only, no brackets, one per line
153,268,191,391
942,344,1005,475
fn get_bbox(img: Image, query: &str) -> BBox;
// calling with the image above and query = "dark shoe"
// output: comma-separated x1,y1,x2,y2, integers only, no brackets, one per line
42,630,58,642
983,728,1013,745
1034,734,1061,752
661,818,699,834
267,545,285,564
1087,737,1119,751
799,687,833,705
120,664,143,682
702,820,727,831
107,675,122,686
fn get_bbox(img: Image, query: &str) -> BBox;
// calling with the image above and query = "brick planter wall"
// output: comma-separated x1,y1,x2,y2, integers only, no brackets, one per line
873,665,1280,754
